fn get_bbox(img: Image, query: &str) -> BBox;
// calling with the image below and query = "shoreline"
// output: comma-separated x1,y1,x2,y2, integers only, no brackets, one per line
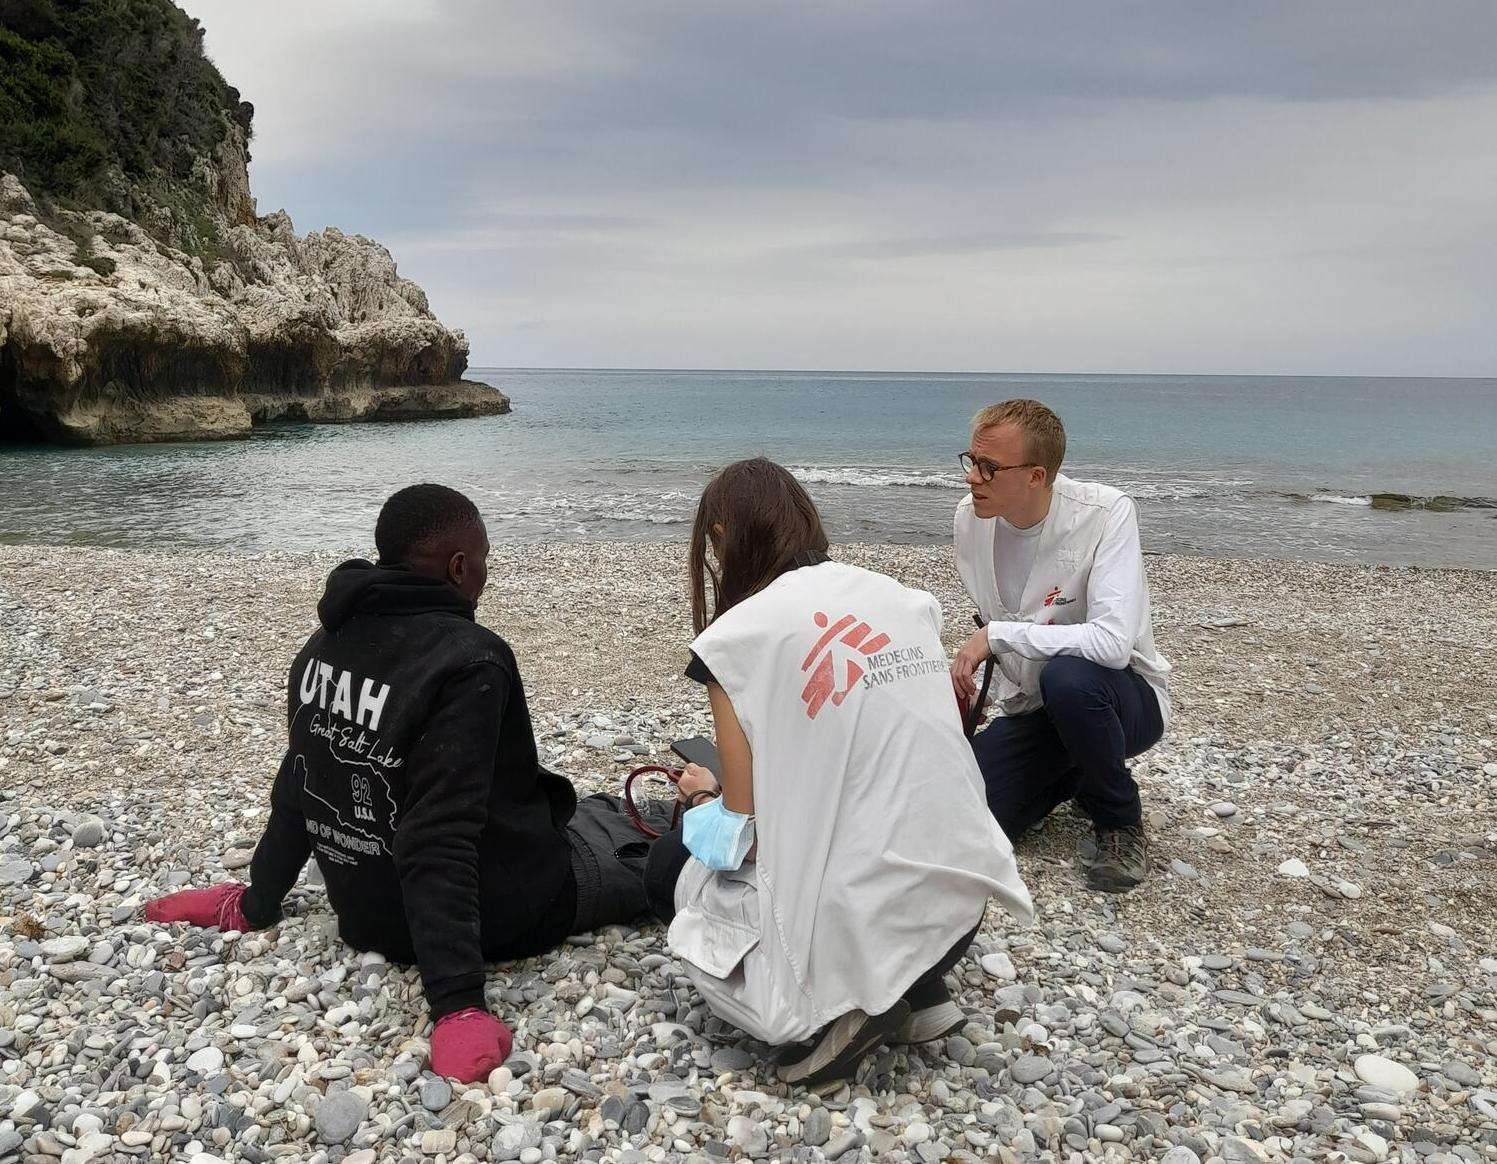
0,530,1494,576
1,542,1494,1160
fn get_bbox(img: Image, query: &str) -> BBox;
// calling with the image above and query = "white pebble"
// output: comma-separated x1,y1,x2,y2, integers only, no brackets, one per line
1354,1054,1419,1094
980,952,1016,981
185,1047,224,1074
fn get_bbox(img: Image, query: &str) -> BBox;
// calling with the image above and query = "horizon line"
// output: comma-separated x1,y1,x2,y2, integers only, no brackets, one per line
466,365,1496,382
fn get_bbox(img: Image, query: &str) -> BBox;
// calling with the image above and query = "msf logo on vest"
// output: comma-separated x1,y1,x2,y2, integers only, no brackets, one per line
298,657,391,732
800,611,891,720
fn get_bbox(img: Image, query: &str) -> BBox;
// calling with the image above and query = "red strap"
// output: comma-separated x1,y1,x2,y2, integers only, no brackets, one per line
623,765,684,838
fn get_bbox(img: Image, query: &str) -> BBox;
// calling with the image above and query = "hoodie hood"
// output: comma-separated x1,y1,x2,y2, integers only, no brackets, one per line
317,559,476,632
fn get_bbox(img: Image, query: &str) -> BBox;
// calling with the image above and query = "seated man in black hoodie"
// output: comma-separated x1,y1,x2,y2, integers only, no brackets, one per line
144,484,669,1082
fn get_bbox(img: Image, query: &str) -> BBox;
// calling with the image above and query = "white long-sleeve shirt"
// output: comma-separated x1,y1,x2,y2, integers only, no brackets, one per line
954,476,1171,727
988,495,1147,670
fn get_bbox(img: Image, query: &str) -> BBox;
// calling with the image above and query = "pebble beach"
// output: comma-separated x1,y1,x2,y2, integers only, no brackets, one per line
0,541,1494,1164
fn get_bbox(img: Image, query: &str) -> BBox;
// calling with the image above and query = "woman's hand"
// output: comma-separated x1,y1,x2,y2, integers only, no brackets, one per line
950,626,993,705
676,762,720,804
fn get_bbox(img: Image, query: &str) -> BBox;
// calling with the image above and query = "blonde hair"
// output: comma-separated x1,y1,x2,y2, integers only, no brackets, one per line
972,398,1066,483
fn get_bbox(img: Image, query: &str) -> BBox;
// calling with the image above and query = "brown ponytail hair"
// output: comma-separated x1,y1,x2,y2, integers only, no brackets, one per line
689,458,830,634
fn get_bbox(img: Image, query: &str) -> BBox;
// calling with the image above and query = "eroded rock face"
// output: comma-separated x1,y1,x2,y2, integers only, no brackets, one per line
0,138,507,445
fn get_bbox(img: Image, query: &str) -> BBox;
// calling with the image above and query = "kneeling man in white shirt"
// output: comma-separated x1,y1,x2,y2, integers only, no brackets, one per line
950,399,1171,892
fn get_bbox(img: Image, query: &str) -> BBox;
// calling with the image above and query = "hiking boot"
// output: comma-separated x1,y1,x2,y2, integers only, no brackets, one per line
1087,823,1148,892
776,1001,910,1086
892,999,966,1044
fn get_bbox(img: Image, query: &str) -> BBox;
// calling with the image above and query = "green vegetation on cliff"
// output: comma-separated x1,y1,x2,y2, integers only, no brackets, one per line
0,0,253,202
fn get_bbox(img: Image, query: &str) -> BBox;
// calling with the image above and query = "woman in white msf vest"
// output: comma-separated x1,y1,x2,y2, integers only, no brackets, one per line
643,459,1033,1087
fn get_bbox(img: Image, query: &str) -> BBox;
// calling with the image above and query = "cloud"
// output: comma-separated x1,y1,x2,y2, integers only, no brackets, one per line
790,232,1118,262
459,213,656,232
181,0,1497,375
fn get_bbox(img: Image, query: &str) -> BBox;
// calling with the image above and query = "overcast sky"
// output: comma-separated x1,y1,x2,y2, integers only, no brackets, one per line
182,1,1497,375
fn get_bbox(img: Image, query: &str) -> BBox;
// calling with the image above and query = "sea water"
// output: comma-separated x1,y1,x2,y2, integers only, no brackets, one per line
1,369,1493,568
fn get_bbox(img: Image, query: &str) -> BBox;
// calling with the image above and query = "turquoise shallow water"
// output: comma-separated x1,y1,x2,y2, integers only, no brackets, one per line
1,369,1494,568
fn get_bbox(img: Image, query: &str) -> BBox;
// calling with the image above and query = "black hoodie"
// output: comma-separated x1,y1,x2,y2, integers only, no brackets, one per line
240,560,578,1016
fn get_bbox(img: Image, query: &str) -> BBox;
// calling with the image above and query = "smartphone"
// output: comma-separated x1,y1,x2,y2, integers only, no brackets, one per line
670,735,722,777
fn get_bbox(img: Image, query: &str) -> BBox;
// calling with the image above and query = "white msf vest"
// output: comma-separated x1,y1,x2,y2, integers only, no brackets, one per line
670,561,1034,1045
954,475,1172,725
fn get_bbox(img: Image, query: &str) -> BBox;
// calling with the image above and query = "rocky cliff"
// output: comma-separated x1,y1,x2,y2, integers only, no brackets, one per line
0,0,506,445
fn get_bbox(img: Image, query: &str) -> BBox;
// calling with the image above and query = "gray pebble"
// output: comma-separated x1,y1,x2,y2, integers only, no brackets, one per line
40,935,89,962
1010,1054,1052,1084
499,1120,543,1160
710,1045,755,1072
559,1068,599,1098
420,1077,451,1111
0,859,32,885
1223,1137,1268,1162
503,1050,535,1079
727,1114,769,1156
315,1091,368,1144
620,1100,650,1134
71,819,107,848
825,1130,865,1160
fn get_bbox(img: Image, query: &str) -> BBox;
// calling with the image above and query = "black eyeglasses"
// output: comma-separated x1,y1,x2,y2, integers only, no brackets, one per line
959,451,1040,482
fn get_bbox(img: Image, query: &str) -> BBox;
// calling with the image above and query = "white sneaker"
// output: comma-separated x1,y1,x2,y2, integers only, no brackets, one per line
892,1000,966,1044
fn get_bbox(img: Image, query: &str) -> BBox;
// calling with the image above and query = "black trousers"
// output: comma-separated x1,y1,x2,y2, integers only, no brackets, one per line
903,921,981,1010
565,793,675,933
644,827,980,1014
643,825,692,925
971,655,1163,837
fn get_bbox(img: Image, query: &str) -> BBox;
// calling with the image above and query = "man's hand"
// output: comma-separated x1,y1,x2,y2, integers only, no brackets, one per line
950,626,994,706
430,1007,513,1083
144,882,251,932
675,762,720,804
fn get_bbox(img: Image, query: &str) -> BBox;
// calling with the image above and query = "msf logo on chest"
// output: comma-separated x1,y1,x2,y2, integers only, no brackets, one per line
298,657,391,732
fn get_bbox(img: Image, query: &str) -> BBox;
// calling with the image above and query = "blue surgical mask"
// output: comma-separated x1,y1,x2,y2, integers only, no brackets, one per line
682,797,756,872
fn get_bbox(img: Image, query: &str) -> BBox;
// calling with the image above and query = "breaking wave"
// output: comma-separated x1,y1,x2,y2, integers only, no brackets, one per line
1119,482,1215,501
1292,491,1496,513
791,465,1245,502
790,466,967,490
490,490,693,527
1307,494,1373,507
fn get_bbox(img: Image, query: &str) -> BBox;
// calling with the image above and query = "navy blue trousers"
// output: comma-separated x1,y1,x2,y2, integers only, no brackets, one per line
971,655,1163,838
